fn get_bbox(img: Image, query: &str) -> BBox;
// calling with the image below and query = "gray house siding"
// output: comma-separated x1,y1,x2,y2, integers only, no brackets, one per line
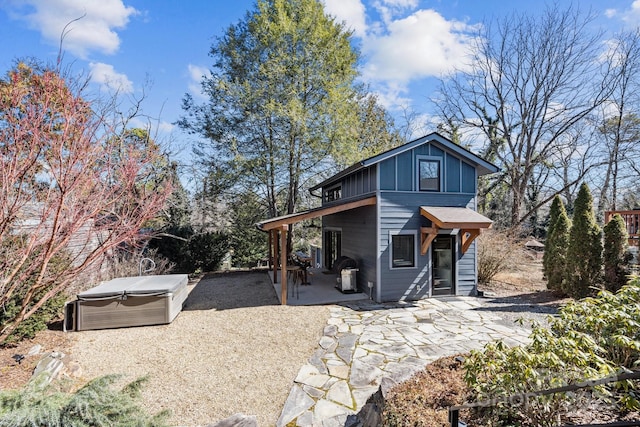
378,143,477,194
329,165,378,200
323,204,377,295
377,192,477,301
310,133,496,303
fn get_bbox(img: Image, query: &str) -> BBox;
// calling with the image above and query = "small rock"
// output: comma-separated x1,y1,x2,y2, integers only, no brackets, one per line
27,344,42,356
64,360,83,378
208,413,258,427
32,352,66,384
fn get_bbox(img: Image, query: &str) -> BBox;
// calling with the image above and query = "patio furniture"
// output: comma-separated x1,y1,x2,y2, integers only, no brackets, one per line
287,265,304,298
294,252,312,285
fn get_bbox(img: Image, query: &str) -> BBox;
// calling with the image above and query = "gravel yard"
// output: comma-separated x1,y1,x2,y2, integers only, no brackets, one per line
1,259,564,426
71,271,330,426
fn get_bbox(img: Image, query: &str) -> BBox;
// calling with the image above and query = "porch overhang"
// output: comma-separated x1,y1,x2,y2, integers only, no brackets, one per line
256,195,377,231
256,195,377,305
420,206,493,255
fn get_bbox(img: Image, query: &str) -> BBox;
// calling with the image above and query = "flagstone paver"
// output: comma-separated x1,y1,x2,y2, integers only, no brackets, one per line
276,297,533,427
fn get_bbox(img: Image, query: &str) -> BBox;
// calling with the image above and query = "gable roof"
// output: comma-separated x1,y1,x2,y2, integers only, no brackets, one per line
310,132,499,192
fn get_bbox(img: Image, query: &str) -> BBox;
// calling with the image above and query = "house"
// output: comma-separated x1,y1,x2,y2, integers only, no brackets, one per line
257,132,498,304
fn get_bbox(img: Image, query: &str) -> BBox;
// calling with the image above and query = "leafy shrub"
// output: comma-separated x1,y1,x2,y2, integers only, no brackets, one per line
188,232,229,273
148,226,193,272
1,293,67,347
228,191,268,268
1,245,71,346
149,227,229,273
477,230,526,284
0,374,170,426
464,276,640,426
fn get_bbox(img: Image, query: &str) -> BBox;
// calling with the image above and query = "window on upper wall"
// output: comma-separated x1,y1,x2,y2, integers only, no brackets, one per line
418,158,441,191
325,185,341,202
391,232,416,268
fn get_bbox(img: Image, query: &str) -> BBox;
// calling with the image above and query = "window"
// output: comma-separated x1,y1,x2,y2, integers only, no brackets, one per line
418,158,440,191
391,233,416,268
325,185,341,202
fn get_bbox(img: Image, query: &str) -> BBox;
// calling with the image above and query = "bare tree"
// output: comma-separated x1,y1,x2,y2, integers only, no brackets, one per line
597,29,640,213
0,62,173,342
434,4,614,229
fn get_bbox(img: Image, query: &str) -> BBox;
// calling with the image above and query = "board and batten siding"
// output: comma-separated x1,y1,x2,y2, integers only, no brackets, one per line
339,165,378,199
378,143,477,194
323,204,377,295
377,192,478,302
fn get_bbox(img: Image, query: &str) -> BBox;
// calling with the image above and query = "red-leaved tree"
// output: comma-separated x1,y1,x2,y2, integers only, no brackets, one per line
0,62,173,343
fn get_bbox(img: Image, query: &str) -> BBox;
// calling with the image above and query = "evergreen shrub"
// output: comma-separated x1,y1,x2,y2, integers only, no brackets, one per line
465,276,640,426
564,183,603,298
0,374,170,426
544,196,571,291
603,214,632,292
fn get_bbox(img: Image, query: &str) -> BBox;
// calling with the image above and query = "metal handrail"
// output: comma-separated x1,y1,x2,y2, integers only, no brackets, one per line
449,370,640,427
139,257,156,276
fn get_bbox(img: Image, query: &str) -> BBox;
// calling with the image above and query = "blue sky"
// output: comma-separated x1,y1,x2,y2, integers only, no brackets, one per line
1,0,639,167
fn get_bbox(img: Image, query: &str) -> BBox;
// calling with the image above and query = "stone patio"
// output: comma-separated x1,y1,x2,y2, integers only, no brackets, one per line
277,297,532,426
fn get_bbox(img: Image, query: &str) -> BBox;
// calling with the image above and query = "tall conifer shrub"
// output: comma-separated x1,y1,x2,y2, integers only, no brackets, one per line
603,213,632,292
544,196,571,291
564,183,602,298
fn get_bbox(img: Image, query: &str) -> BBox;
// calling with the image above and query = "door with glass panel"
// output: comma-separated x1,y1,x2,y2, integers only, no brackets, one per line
432,236,455,296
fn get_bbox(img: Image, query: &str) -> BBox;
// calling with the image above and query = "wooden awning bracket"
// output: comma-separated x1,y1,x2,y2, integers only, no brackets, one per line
420,227,439,255
422,227,482,255
461,229,481,254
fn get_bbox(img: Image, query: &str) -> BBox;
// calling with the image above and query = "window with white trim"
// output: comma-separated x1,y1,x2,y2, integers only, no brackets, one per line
418,158,441,191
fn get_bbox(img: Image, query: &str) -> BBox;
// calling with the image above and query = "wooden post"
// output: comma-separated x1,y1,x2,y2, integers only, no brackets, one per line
271,229,278,284
267,230,272,268
280,225,287,305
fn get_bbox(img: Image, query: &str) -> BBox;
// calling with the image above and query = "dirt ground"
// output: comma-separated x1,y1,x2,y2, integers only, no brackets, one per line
480,258,564,302
0,325,72,391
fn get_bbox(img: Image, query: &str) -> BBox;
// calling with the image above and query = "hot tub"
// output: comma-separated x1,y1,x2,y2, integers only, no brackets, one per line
64,274,189,331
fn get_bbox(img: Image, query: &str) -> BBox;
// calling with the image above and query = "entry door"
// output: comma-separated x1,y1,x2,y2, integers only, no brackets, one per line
324,229,342,269
432,236,455,296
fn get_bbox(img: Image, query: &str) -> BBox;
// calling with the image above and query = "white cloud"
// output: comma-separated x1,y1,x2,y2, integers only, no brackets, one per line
187,64,211,99
606,0,640,25
624,0,640,24
322,0,367,38
10,0,137,58
373,0,418,26
89,62,133,93
158,121,175,134
362,9,478,83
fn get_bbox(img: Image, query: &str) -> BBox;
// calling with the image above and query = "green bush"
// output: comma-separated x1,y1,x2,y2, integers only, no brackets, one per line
544,196,571,291
603,214,633,293
149,227,229,274
464,276,640,426
148,226,193,272
188,232,229,273
564,183,603,298
0,244,71,347
1,293,67,347
0,374,170,426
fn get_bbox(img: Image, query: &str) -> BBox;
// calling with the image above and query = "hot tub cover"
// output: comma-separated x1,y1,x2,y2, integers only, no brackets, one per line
77,274,188,300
